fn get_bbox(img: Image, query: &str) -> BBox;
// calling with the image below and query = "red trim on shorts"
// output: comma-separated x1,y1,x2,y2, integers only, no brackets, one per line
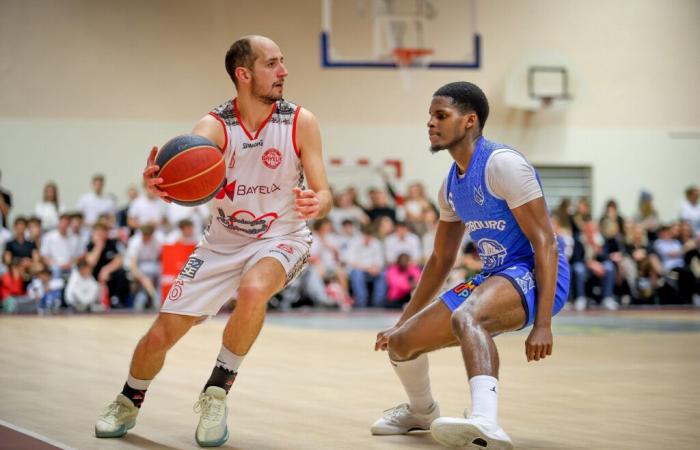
292,106,302,158
233,98,277,141
208,112,228,153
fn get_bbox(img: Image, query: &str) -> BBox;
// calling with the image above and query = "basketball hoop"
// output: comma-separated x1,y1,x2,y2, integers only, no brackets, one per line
541,96,554,109
392,47,434,67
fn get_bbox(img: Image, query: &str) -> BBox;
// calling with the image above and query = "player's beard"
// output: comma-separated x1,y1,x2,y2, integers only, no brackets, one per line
252,77,282,104
429,128,469,154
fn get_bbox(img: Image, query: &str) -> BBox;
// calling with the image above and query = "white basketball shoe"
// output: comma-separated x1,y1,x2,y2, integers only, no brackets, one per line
371,402,440,435
94,394,139,438
431,412,513,449
194,386,229,447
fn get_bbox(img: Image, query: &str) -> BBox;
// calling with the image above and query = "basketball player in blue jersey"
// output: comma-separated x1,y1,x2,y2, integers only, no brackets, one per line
372,82,569,450
94,36,332,447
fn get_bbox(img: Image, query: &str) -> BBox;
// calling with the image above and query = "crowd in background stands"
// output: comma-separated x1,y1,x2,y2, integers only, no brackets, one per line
0,169,699,314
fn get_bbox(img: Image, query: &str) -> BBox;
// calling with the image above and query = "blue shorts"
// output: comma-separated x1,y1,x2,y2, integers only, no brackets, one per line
440,249,570,329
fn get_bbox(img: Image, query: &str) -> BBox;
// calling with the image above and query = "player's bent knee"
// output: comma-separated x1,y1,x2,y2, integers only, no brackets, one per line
451,308,479,336
141,327,172,353
387,332,419,362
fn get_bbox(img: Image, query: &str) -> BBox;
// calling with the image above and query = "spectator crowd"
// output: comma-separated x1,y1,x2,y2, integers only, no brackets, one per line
1,171,699,314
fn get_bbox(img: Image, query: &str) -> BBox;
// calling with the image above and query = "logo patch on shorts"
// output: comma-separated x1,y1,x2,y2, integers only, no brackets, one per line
179,257,204,279
516,271,535,294
276,243,294,254
452,279,478,299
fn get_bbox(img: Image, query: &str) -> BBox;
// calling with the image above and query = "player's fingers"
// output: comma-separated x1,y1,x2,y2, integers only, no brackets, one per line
546,344,553,356
143,165,160,177
295,198,319,207
292,187,302,197
147,177,164,187
297,189,316,198
147,146,158,165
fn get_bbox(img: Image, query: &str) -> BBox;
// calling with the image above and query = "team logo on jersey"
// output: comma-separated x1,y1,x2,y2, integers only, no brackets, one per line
216,208,279,238
516,271,535,294
477,238,508,270
236,183,281,196
215,179,236,201
179,257,204,279
262,148,282,169
474,186,485,206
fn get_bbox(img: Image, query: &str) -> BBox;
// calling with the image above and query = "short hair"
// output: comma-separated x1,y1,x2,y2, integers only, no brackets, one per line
13,216,27,226
686,185,698,198
27,216,42,225
225,37,258,86
434,82,490,130
92,174,105,182
177,218,193,229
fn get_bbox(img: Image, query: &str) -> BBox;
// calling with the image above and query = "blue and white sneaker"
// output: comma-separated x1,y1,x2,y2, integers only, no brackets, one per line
95,394,138,438
194,386,229,447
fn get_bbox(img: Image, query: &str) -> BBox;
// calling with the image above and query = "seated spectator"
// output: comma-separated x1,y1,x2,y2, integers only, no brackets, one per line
403,182,436,236
164,202,209,236
126,224,162,310
65,259,101,312
86,223,129,308
420,209,439,264
128,184,166,230
347,224,386,307
328,190,369,231
384,221,422,264
635,190,660,241
364,188,396,223
571,220,619,311
1,258,27,313
34,181,64,231
622,223,663,302
654,224,696,303
374,215,395,242
69,212,91,253
0,223,12,274
27,216,43,248
309,218,348,294
334,219,359,264
116,185,139,230
76,174,116,226
3,216,39,279
166,219,200,245
385,253,421,309
40,213,82,279
680,185,700,237
28,266,63,315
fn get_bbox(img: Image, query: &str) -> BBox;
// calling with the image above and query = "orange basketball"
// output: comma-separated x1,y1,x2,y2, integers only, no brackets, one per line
156,134,226,206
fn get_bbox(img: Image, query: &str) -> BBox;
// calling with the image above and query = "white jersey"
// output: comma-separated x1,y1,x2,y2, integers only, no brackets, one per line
205,98,310,248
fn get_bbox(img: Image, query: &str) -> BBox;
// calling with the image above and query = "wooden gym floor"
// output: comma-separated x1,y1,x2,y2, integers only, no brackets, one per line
1,310,699,450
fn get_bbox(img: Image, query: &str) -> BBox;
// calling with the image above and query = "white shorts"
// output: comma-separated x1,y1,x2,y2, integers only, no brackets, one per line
161,234,310,316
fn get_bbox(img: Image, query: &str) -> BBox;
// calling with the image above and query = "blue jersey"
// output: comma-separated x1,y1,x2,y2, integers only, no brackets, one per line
445,137,542,274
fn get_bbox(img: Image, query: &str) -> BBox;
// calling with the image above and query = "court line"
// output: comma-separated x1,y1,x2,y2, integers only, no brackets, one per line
0,418,78,450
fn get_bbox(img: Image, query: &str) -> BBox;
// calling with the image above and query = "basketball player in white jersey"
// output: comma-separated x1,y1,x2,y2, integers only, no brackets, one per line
95,35,332,447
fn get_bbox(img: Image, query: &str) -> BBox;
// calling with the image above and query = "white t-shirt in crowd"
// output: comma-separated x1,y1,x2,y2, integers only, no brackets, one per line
34,202,65,230
384,231,423,264
128,195,166,227
680,200,700,236
40,230,82,267
165,203,210,234
77,191,116,225
345,235,384,271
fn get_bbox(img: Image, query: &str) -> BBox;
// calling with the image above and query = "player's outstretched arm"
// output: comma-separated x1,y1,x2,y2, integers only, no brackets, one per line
511,197,559,362
294,108,332,220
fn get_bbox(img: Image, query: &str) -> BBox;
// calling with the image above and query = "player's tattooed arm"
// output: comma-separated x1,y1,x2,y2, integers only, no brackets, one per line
295,108,332,220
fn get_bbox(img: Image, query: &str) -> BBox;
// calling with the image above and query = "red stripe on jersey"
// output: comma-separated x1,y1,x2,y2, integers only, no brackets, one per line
208,112,228,153
292,106,301,158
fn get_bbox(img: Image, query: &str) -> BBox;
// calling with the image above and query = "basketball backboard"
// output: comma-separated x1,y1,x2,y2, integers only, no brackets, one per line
321,0,480,69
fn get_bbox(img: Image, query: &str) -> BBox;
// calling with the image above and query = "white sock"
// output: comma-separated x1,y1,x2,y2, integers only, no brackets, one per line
216,345,245,373
127,374,152,390
390,354,435,413
469,375,498,423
